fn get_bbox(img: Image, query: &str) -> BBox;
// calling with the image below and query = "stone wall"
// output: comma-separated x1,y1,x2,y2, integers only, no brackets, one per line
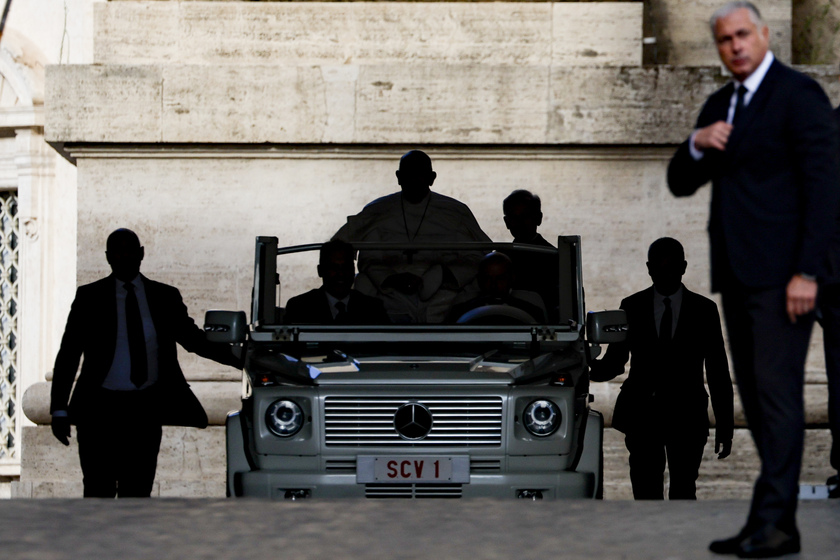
17,0,839,498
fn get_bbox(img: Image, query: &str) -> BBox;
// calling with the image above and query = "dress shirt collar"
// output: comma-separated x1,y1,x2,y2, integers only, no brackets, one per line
324,290,351,319
734,50,774,102
653,284,683,307
115,274,144,292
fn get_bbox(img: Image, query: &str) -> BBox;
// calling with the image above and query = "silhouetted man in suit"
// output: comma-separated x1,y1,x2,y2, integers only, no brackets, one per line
590,238,733,500
284,240,389,324
447,251,546,324
668,3,840,555
502,189,559,321
818,78,840,499
50,229,241,498
333,150,490,323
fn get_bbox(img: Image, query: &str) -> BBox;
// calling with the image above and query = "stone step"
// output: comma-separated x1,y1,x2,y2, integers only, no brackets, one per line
15,425,837,499
15,425,227,498
602,428,836,500
93,2,642,67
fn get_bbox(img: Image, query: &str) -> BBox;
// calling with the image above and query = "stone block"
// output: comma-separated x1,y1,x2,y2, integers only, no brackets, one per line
647,0,791,66
93,2,641,67
45,65,162,144
46,64,725,145
48,63,840,147
547,66,726,144
354,64,550,144
552,3,642,67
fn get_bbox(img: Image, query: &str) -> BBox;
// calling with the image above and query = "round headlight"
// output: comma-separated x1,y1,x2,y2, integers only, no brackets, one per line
523,399,560,437
266,399,304,437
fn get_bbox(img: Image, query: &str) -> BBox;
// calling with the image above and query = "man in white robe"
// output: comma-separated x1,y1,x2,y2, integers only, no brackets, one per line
334,150,490,323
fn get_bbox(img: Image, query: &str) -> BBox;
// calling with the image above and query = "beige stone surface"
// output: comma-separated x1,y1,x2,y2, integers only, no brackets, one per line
64,144,838,381
603,428,835,500
93,2,641,67
17,425,227,498
22,382,242,426
47,63,840,147
45,65,163,144
68,147,706,317
647,0,792,66
45,64,724,145
793,0,840,65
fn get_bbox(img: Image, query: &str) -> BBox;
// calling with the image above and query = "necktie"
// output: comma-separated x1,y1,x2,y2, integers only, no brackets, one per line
732,85,747,127
124,283,148,388
659,297,672,344
334,301,348,323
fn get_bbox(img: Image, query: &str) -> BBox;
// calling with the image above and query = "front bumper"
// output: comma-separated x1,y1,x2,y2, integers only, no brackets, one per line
234,470,597,499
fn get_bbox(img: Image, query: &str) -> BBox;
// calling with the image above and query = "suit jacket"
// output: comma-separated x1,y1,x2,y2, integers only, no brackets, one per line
508,233,559,322
668,59,840,291
823,107,840,287
284,287,390,324
589,286,734,439
50,274,240,427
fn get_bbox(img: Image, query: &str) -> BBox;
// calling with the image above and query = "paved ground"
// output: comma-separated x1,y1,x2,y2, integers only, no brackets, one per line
0,498,837,559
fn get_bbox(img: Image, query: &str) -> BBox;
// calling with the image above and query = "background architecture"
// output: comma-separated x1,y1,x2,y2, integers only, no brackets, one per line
0,0,837,498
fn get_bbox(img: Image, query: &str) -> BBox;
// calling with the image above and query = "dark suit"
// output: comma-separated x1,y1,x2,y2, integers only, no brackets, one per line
284,287,389,324
815,107,840,476
668,59,840,530
590,286,733,499
51,274,240,497
507,233,559,322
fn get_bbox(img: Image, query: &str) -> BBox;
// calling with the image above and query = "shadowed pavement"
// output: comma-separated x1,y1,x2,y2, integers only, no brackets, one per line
1,498,838,559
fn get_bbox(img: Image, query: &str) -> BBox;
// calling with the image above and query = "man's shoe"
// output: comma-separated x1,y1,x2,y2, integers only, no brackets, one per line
710,528,750,555
828,474,839,499
736,526,800,558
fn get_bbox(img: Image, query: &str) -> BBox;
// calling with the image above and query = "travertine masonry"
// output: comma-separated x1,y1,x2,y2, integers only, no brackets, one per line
93,2,642,67
46,65,733,146
14,426,227,498
647,0,792,65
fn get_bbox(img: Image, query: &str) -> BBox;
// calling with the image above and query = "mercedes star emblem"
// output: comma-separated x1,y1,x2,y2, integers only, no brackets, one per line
394,402,433,440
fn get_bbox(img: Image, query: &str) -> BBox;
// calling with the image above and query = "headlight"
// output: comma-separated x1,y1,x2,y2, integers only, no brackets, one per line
266,399,304,437
523,399,560,437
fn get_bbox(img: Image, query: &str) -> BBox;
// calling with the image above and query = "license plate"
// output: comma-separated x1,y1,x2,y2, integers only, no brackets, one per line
356,456,470,483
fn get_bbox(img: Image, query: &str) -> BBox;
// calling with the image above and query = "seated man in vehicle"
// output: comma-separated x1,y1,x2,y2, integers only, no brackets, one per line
447,252,546,324
333,150,491,324
503,189,559,322
284,240,390,325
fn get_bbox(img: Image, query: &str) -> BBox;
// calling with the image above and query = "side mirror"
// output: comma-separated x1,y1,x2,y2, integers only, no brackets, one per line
586,310,628,344
204,310,247,344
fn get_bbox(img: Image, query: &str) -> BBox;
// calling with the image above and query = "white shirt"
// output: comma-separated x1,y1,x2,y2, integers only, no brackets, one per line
324,291,351,320
689,51,775,160
102,275,159,391
653,285,683,339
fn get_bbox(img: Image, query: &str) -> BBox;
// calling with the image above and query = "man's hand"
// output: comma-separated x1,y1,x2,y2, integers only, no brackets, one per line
715,438,732,460
693,121,734,152
786,274,818,323
51,415,71,446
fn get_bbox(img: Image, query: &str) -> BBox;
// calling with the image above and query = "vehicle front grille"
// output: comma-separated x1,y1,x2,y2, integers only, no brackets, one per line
324,396,503,447
324,459,356,473
470,459,502,473
365,484,462,499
